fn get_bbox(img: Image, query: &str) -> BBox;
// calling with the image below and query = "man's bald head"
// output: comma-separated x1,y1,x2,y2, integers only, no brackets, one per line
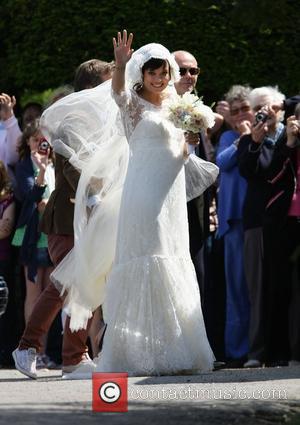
173,50,197,64
173,50,199,95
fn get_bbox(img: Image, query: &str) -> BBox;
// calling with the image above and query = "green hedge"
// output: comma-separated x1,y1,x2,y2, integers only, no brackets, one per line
1,0,299,106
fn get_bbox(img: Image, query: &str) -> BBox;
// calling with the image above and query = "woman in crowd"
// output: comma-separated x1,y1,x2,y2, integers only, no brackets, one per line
262,104,300,366
0,161,15,366
216,85,254,367
12,120,54,367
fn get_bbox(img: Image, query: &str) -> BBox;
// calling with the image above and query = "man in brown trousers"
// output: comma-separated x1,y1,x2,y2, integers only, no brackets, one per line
13,59,113,379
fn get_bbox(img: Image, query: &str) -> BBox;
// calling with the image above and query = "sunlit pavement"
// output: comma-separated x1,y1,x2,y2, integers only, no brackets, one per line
0,366,299,424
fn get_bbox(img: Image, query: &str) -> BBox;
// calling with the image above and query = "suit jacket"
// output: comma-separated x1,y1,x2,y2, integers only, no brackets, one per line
40,153,80,235
187,132,209,256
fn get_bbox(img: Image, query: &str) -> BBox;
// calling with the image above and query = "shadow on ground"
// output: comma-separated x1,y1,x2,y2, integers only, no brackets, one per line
135,366,300,385
0,400,299,425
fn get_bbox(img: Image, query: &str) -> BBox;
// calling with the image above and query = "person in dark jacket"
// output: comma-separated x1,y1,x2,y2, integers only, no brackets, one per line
173,50,226,362
12,120,54,324
263,108,300,366
237,86,286,368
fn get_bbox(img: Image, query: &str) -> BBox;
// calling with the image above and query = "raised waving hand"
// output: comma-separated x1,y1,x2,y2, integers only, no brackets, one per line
113,30,134,67
0,93,16,121
112,30,134,94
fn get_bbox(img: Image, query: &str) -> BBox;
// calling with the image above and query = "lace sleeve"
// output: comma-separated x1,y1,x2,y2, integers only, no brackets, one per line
111,87,132,108
111,88,144,140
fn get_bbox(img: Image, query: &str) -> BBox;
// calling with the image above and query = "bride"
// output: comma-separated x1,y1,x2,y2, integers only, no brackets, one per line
44,31,218,376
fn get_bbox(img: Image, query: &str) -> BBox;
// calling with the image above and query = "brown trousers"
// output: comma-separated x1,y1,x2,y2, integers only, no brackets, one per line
19,234,92,366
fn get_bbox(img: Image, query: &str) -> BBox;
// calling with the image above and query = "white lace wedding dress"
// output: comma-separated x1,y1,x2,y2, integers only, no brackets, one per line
95,88,216,376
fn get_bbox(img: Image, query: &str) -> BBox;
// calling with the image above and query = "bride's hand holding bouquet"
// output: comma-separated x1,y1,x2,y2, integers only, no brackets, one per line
168,92,215,138
168,92,215,158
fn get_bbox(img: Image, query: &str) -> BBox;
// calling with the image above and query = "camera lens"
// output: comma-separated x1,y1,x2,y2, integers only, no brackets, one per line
256,113,264,121
255,111,268,123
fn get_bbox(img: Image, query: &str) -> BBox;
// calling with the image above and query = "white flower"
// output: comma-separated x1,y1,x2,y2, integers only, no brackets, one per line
168,93,215,133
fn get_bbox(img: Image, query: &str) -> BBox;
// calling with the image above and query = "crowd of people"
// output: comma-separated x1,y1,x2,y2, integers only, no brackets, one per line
0,32,299,379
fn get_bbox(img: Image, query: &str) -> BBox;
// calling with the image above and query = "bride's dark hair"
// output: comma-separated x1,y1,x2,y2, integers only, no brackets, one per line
142,58,169,73
134,58,170,92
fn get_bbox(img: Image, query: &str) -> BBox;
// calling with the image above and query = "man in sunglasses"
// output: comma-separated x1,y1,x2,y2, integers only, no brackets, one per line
173,51,205,281
173,51,200,95
173,51,225,366
173,51,206,285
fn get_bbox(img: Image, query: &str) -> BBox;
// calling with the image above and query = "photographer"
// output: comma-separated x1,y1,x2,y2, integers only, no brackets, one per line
237,86,286,368
216,85,254,367
262,104,300,367
11,119,55,370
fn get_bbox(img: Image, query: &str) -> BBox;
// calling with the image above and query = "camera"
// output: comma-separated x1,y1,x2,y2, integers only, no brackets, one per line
255,111,268,125
38,139,50,155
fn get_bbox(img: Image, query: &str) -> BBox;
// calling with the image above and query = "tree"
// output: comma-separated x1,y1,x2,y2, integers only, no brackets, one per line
1,0,299,108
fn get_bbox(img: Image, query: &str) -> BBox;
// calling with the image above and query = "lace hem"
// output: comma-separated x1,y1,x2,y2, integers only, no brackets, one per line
96,254,215,376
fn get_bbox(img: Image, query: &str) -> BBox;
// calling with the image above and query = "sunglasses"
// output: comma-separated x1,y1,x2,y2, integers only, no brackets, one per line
179,67,200,76
252,104,281,113
230,105,251,116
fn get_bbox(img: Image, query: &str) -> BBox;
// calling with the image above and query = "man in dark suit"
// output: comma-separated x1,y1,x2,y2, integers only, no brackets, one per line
173,51,226,363
13,59,113,380
173,50,212,290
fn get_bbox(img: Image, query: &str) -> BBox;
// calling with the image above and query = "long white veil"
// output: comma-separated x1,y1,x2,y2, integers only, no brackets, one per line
40,80,129,330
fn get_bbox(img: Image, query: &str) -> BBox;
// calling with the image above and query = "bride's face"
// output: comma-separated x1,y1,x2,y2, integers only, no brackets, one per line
142,63,171,94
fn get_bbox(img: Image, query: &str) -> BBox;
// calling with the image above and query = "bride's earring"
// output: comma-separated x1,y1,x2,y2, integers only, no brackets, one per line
135,81,143,91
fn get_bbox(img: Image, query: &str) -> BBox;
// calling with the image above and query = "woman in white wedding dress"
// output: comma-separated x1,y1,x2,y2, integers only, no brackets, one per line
92,31,217,376
42,31,218,376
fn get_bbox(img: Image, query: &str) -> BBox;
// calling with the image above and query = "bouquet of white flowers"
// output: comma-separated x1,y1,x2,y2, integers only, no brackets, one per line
168,92,215,133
